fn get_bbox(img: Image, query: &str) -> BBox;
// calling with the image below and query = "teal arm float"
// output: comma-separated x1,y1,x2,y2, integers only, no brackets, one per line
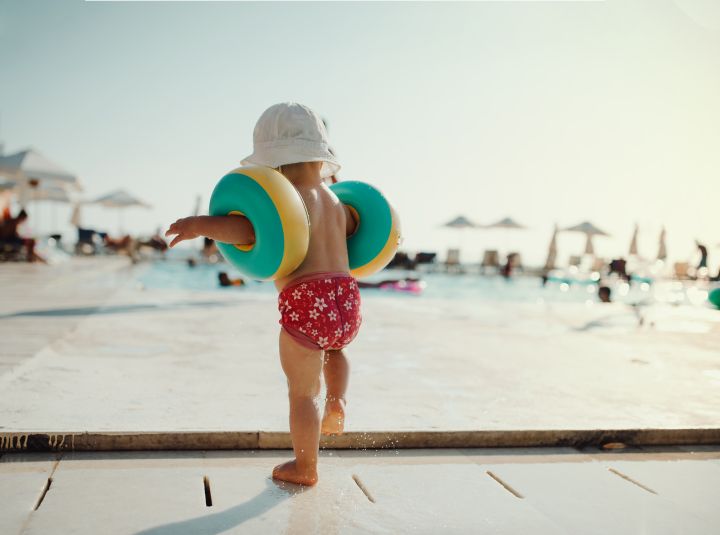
330,181,401,278
209,167,309,280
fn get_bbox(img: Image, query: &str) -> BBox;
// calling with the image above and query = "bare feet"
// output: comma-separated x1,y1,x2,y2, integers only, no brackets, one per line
321,398,346,435
272,459,318,486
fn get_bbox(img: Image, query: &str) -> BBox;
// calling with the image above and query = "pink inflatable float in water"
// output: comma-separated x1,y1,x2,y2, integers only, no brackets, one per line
359,278,425,295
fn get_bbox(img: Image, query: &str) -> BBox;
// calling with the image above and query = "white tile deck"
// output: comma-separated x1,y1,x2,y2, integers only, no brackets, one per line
1,259,719,434
3,448,718,535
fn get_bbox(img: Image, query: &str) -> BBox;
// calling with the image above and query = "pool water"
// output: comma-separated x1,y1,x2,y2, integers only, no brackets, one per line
137,260,661,305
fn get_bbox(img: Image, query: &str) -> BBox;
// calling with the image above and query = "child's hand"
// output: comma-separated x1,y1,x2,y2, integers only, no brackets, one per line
165,217,200,247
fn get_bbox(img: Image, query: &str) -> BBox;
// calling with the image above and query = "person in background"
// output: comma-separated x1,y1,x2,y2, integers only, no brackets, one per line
138,228,169,253
608,258,630,281
217,271,245,287
103,234,133,253
598,285,612,303
500,253,518,279
0,209,44,262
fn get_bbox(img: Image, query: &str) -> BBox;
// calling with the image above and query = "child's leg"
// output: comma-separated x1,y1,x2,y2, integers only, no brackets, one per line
321,349,349,435
272,329,324,486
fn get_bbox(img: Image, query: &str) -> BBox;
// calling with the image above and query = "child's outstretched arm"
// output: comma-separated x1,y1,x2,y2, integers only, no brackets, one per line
165,215,255,248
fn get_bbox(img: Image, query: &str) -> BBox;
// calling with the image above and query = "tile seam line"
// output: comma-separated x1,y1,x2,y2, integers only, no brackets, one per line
18,454,63,534
607,467,658,495
486,470,524,499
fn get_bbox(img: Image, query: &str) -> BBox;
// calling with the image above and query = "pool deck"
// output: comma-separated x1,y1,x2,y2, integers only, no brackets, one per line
1,257,719,444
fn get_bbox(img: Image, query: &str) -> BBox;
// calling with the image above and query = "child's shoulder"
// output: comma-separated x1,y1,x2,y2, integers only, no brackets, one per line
297,183,337,202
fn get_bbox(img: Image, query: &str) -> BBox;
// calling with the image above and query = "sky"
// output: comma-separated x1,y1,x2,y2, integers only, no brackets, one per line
1,0,719,268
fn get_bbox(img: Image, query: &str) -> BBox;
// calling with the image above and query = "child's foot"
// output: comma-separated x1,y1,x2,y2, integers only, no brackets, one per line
321,398,346,435
272,460,318,486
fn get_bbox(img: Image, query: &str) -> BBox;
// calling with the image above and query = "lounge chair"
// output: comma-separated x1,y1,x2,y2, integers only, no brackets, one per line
509,252,523,271
387,251,414,270
75,227,100,255
444,248,462,273
480,250,499,274
413,251,437,270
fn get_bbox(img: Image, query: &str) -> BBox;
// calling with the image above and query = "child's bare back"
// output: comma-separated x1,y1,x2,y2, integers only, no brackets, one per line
275,163,353,291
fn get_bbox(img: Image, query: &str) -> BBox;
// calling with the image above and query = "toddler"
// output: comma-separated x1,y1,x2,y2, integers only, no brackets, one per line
166,102,360,486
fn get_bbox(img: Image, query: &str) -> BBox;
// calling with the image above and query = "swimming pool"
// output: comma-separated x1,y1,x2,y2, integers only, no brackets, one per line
136,260,669,305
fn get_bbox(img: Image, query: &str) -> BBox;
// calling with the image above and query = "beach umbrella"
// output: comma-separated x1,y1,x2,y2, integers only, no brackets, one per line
92,189,151,234
483,216,526,230
544,224,558,270
93,190,151,209
563,221,609,258
27,184,71,203
27,184,73,234
657,227,667,261
0,149,81,207
562,221,609,236
442,215,476,229
629,224,639,256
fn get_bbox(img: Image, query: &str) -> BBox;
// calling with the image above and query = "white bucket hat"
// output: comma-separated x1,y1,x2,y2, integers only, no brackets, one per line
241,102,341,179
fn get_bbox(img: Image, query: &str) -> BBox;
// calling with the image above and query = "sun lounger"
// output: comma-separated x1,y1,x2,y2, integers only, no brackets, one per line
387,251,414,270
75,227,100,255
509,252,523,272
444,248,463,273
414,251,437,265
480,250,499,274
